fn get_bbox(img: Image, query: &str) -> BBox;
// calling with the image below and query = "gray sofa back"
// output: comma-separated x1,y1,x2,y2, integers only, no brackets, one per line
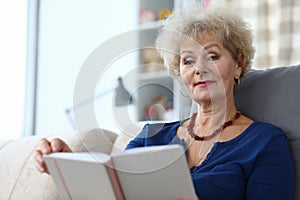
190,65,300,199
235,65,300,199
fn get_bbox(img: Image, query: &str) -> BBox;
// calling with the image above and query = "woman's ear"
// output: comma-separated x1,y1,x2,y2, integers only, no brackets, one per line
235,53,244,78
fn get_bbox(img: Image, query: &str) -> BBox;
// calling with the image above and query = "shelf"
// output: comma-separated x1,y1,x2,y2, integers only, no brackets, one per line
136,0,177,121
138,20,165,28
138,71,170,81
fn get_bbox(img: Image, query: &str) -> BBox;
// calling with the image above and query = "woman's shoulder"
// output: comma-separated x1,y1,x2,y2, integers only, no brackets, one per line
247,120,286,139
251,120,284,131
233,120,289,153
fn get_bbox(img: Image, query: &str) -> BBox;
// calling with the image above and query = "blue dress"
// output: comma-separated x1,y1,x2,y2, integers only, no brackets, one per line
125,120,294,200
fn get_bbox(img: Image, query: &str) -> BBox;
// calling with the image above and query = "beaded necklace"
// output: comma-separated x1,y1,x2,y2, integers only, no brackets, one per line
187,111,242,141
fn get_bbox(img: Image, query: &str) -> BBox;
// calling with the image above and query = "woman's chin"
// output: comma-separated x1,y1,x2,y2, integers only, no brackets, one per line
193,96,212,104
193,94,226,106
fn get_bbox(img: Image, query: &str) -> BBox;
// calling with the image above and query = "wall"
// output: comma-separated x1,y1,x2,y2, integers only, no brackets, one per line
0,0,27,138
35,0,138,135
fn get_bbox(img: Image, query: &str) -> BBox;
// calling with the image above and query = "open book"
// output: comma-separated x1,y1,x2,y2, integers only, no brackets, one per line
43,144,197,200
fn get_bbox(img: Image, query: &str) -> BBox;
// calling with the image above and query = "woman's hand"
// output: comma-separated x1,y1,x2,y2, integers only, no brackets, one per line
34,138,72,174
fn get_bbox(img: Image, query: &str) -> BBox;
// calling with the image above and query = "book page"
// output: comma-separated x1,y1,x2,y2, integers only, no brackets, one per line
44,152,119,200
112,145,197,200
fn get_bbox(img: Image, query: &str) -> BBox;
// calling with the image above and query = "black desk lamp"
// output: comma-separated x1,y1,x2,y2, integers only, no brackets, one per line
65,77,133,130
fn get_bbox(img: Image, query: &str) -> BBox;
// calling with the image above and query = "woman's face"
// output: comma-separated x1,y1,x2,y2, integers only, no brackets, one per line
179,36,242,105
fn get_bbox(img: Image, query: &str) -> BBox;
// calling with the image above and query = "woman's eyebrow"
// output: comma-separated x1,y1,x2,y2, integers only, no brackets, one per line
203,43,220,51
180,43,221,57
180,50,194,55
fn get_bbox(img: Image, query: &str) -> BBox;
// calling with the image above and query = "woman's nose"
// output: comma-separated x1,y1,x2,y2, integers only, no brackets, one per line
194,65,200,75
194,59,208,75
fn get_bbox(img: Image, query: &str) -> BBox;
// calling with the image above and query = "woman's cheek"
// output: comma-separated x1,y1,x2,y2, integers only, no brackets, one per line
180,66,192,80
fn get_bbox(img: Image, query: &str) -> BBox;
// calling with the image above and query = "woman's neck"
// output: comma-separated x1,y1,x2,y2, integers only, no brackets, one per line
195,99,237,129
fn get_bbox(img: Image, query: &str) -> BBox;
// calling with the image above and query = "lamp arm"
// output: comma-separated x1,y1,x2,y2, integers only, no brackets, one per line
65,87,114,130
64,77,132,130
65,87,114,113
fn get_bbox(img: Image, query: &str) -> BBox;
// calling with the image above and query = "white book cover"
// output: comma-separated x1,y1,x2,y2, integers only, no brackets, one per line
44,144,197,200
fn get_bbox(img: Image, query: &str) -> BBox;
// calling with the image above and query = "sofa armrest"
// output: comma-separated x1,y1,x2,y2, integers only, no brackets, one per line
57,128,118,154
0,128,118,200
111,122,145,154
0,136,59,200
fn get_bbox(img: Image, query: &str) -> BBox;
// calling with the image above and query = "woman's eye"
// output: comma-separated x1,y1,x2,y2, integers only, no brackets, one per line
208,54,219,61
183,59,195,65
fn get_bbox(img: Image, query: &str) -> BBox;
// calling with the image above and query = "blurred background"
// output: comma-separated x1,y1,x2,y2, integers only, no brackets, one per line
1,0,299,139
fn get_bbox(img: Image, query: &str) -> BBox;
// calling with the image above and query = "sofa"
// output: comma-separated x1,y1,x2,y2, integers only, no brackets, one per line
0,128,122,200
1,65,299,200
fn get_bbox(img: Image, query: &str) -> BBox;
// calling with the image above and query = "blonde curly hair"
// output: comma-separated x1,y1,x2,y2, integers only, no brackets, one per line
156,7,255,79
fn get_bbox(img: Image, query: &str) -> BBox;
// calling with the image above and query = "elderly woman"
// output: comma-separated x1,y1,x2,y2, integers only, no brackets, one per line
35,7,294,200
125,7,294,200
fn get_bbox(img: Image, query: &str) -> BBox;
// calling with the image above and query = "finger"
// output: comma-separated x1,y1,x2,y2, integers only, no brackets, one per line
35,159,49,174
62,142,72,152
38,138,52,154
33,149,43,164
33,149,49,174
50,138,66,152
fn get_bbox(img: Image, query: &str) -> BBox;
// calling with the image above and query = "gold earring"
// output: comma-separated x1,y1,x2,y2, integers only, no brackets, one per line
234,77,241,86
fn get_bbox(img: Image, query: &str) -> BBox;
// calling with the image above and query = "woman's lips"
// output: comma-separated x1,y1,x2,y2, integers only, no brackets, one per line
194,80,214,88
